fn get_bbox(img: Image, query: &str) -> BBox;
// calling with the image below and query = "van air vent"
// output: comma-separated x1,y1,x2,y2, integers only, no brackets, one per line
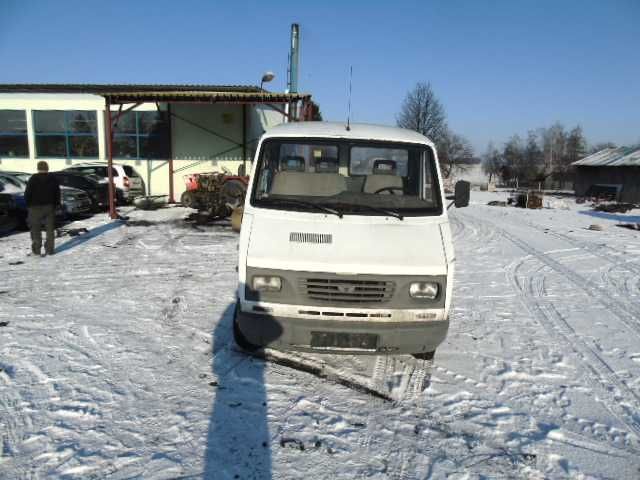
290,232,332,244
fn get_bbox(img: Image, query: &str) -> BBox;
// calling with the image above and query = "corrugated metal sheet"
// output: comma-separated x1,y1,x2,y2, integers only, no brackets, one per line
0,83,263,93
0,83,311,104
572,146,640,167
102,90,310,104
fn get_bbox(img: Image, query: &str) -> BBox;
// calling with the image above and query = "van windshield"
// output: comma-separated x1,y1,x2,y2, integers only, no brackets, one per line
251,138,442,216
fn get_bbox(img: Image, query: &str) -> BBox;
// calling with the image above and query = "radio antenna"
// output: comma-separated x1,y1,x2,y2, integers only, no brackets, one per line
346,66,353,131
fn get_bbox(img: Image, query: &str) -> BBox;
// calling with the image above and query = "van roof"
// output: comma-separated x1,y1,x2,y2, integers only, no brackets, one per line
264,122,434,146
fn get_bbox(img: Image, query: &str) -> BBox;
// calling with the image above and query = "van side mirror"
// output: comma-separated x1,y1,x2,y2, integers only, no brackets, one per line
454,180,470,208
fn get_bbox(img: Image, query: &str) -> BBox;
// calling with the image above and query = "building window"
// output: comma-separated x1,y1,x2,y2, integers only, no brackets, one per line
0,110,29,157
112,111,170,160
33,110,98,158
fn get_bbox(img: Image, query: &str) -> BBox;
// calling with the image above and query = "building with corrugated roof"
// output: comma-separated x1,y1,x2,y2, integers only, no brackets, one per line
0,84,313,198
571,146,640,203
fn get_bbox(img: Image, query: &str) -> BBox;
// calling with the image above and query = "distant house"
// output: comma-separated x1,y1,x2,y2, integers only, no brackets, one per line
571,146,640,203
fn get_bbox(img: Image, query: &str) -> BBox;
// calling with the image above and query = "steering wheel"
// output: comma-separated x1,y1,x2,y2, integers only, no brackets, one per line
373,186,403,195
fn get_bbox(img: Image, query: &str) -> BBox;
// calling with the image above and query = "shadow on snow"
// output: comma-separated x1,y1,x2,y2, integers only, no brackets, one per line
204,304,272,479
54,220,125,254
578,209,640,224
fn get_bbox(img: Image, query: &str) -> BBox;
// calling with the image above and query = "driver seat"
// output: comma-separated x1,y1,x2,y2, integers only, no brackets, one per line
363,159,403,194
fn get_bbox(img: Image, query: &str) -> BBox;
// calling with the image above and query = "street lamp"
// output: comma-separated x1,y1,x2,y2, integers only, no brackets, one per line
260,71,275,90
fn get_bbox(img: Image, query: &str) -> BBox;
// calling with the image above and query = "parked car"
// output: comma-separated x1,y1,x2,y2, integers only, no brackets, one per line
0,186,18,233
0,171,93,227
234,122,470,360
0,175,28,229
50,171,114,211
64,163,146,203
59,186,93,218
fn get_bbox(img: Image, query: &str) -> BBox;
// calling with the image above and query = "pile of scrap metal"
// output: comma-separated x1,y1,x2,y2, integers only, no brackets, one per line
133,195,168,211
180,172,248,219
508,190,543,209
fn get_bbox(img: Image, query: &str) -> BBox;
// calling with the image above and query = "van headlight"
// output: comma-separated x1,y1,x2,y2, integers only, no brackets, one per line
409,282,439,299
252,276,282,292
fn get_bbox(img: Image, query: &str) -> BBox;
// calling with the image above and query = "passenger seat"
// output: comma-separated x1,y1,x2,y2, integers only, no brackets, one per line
363,159,403,194
271,156,346,196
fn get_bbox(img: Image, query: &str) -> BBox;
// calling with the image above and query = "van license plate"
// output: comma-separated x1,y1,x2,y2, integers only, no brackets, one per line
310,332,378,350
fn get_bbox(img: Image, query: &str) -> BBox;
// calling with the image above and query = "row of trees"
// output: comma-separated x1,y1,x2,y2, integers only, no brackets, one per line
483,125,611,187
396,82,474,178
397,82,619,187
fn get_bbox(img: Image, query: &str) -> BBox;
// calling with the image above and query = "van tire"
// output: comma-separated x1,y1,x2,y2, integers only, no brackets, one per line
412,350,435,361
233,304,261,352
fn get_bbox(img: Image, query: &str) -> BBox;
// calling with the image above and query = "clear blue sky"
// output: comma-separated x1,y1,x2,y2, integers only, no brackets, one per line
1,0,638,152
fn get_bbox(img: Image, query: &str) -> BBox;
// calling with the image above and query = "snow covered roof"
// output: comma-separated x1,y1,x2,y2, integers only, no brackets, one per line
572,146,640,167
264,121,434,146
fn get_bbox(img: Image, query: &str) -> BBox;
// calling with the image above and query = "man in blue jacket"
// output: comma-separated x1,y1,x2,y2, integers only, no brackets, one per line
24,161,60,256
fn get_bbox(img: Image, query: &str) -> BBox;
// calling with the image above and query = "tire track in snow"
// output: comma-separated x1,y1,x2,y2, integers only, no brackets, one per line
429,338,640,460
458,212,640,341
522,218,640,277
507,256,640,443
449,213,640,456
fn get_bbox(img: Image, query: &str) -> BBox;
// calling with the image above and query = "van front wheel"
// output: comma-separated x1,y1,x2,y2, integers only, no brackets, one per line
233,305,261,352
412,350,435,361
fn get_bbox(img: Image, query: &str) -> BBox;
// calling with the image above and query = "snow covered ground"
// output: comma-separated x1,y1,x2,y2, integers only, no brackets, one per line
1,192,639,479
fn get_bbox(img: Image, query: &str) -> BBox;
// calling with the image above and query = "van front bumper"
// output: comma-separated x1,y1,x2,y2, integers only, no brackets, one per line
235,305,449,355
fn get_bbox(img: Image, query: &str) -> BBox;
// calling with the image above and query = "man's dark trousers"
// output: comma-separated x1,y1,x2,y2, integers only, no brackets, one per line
29,205,56,255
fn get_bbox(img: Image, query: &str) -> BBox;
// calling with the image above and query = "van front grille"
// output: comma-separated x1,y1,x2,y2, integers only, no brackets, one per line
300,277,395,303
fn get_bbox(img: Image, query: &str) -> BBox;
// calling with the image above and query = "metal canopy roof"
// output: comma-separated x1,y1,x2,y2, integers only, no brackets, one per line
101,90,310,104
572,146,640,167
0,83,311,104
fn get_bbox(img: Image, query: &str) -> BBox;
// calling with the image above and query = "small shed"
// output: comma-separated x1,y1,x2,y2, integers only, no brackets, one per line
571,146,640,203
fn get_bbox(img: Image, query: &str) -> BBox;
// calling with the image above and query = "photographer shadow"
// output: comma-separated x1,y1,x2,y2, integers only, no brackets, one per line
203,303,273,480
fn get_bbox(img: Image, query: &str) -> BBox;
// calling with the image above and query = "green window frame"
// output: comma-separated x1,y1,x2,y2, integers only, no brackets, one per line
33,110,98,159
111,111,170,160
0,110,29,157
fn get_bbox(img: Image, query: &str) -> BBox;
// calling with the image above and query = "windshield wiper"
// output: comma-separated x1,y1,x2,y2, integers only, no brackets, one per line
260,198,343,218
335,203,404,220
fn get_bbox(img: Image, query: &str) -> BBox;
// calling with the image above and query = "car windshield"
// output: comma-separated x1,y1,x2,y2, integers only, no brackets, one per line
122,166,140,177
251,138,442,216
0,174,26,189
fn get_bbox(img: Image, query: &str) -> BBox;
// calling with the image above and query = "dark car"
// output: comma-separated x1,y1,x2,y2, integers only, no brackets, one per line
0,177,28,230
50,171,117,211
65,163,146,203
0,190,16,233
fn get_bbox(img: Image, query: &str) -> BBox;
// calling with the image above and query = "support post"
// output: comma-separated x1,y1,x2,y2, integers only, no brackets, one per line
167,103,175,203
242,104,247,174
105,98,117,219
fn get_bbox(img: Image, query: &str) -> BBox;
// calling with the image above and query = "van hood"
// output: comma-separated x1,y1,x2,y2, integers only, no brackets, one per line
246,214,448,276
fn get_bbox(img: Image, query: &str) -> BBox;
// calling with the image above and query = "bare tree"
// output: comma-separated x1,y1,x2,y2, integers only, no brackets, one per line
524,131,546,187
589,142,616,154
397,82,473,178
501,135,524,187
397,82,447,144
438,128,474,179
482,142,503,183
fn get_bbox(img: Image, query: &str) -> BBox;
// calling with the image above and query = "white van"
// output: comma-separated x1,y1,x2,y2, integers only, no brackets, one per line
234,122,469,359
